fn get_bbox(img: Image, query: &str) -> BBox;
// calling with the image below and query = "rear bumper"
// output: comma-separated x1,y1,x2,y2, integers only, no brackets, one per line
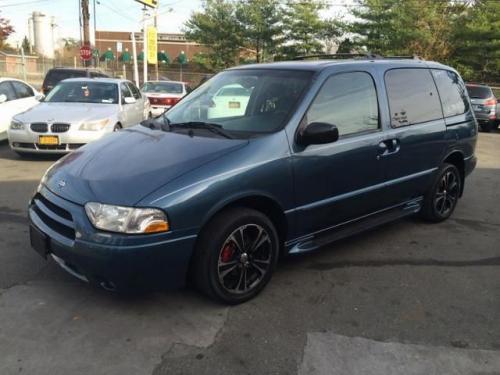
28,186,197,290
151,106,171,116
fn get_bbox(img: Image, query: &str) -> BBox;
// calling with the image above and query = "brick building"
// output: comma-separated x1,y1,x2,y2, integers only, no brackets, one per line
95,30,207,61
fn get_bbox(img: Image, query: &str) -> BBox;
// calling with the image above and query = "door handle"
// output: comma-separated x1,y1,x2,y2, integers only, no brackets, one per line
377,139,400,159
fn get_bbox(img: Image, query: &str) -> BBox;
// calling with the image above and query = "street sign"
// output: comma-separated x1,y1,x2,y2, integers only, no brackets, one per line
80,45,92,61
116,42,123,53
147,26,157,64
135,0,158,8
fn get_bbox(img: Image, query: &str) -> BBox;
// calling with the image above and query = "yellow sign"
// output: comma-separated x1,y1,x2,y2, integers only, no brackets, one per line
135,0,158,8
147,26,158,64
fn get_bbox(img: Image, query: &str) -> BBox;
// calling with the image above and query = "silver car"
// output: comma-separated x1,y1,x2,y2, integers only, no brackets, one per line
466,83,499,132
8,78,150,155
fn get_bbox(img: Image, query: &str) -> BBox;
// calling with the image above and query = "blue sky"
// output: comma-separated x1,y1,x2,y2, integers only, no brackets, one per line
3,0,203,45
2,0,351,47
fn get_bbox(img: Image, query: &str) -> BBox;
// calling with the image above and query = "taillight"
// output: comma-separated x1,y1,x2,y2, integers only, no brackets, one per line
148,97,180,106
484,98,497,106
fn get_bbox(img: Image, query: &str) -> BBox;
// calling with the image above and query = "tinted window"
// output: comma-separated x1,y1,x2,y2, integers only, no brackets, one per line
45,70,86,86
305,72,379,136
385,68,442,127
11,81,34,99
0,81,16,101
45,81,119,104
432,70,468,117
143,82,183,94
127,82,142,99
218,86,251,96
466,85,493,99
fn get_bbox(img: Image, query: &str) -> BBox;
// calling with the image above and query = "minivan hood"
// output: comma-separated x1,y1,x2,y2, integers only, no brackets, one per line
43,126,248,206
15,102,118,123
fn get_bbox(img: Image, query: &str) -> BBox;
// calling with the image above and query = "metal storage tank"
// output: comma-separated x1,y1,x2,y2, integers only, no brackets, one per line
31,12,55,59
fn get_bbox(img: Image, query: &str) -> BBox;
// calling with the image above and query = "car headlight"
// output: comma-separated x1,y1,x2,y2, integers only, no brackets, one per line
85,202,169,234
10,119,24,130
79,119,110,131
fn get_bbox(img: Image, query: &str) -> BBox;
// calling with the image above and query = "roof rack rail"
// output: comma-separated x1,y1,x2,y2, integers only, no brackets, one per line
292,53,425,61
292,53,382,60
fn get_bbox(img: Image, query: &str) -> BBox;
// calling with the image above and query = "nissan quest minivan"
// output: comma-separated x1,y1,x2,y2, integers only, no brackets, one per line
29,57,477,304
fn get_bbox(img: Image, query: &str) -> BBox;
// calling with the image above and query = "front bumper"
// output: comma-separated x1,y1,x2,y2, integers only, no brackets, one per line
8,127,110,154
28,186,197,290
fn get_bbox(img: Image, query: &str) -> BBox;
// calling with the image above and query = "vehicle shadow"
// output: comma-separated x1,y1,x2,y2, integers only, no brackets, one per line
0,140,63,162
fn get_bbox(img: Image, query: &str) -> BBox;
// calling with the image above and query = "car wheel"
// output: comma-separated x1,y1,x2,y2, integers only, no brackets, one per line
420,163,461,222
113,123,122,132
192,207,279,304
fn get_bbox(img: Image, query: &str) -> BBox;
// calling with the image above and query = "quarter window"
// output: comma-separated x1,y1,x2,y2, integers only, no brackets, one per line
385,68,442,127
11,81,34,99
431,69,469,117
304,72,379,136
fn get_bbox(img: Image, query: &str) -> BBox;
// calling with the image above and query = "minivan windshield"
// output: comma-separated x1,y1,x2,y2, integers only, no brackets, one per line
45,81,119,104
466,85,493,99
164,69,313,135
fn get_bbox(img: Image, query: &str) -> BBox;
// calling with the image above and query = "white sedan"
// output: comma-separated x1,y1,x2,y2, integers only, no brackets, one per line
207,84,252,119
142,80,190,117
8,77,150,155
0,78,42,141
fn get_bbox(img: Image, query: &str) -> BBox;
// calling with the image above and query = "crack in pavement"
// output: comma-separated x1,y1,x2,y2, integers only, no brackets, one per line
307,256,500,270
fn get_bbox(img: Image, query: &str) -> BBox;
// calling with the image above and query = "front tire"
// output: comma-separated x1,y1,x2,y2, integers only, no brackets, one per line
420,163,461,222
192,207,279,304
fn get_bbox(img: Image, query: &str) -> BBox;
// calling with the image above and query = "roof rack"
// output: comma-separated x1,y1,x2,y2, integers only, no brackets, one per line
292,53,381,60
292,53,424,61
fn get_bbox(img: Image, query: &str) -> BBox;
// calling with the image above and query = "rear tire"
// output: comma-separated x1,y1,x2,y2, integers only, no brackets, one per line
192,207,279,305
420,163,461,222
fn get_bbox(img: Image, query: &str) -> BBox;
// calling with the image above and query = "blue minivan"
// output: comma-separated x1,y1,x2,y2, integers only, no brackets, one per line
29,56,477,304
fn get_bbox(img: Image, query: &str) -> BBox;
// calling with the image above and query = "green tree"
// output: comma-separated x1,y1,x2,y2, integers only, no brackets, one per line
21,36,30,53
0,11,14,49
184,0,242,70
349,0,461,60
451,0,500,82
235,0,283,62
279,0,329,59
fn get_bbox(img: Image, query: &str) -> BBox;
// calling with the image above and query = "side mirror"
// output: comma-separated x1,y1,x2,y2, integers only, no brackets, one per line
124,97,136,104
35,93,45,101
297,122,339,146
0,94,7,104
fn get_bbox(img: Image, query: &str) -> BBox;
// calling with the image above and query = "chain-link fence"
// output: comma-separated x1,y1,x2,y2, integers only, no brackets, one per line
0,52,215,90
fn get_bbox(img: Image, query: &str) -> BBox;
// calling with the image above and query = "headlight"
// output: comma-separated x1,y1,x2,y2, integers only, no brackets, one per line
79,119,110,131
85,202,169,234
10,119,24,130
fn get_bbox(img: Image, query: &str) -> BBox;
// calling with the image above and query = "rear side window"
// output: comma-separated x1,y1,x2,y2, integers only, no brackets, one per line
11,81,34,98
0,81,16,101
385,68,442,127
431,70,469,117
305,71,379,136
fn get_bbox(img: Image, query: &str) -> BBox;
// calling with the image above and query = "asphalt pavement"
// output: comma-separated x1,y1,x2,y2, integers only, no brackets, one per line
0,133,499,375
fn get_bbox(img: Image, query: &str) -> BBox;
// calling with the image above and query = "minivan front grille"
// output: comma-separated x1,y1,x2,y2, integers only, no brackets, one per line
51,123,71,133
31,123,48,133
32,193,75,240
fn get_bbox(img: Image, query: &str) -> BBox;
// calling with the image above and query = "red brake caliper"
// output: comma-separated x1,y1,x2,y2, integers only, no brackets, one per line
221,242,235,263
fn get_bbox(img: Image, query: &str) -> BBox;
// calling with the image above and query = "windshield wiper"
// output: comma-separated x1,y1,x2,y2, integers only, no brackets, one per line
169,121,233,139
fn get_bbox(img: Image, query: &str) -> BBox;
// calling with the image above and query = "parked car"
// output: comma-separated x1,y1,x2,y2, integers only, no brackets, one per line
142,80,191,116
207,84,252,118
8,78,149,155
41,67,108,95
29,58,477,304
466,83,499,132
0,78,43,141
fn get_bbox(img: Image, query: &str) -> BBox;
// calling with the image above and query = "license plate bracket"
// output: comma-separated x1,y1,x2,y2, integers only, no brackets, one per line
30,225,49,259
38,135,59,145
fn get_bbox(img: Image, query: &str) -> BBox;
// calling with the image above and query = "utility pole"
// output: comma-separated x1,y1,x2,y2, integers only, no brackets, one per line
81,0,90,66
93,0,97,67
142,5,148,84
154,8,159,81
